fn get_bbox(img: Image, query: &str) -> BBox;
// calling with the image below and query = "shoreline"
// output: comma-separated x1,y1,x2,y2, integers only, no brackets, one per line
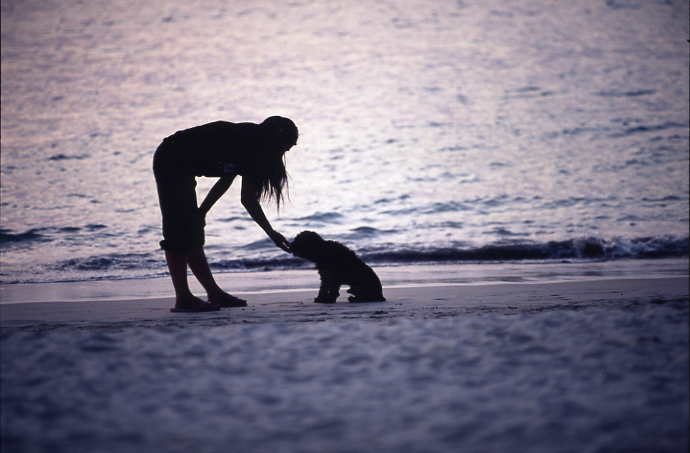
2,276,687,329
1,258,688,306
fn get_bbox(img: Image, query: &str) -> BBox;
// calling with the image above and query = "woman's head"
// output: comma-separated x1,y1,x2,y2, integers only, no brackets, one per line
261,116,298,152
252,116,299,210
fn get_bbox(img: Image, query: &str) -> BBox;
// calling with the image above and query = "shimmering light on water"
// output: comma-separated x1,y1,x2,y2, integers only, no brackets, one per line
1,0,688,282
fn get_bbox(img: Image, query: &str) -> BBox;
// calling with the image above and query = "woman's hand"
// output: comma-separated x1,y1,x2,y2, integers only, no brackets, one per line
268,230,292,253
241,178,291,253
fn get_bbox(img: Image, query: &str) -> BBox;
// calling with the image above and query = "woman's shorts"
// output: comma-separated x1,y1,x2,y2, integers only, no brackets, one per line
153,143,204,252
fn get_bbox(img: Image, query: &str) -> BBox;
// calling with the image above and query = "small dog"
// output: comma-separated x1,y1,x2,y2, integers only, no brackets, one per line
291,231,386,303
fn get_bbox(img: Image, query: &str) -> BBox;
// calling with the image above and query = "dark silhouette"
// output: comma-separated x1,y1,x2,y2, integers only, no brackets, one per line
153,116,297,312
291,231,386,303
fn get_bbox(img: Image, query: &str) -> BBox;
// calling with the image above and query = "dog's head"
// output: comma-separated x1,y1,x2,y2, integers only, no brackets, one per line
291,230,325,261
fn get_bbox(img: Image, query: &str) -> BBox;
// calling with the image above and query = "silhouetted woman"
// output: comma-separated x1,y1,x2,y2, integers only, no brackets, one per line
153,116,296,312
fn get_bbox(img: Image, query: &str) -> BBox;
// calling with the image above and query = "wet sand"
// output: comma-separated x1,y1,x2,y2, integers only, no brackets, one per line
1,274,688,328
1,273,688,453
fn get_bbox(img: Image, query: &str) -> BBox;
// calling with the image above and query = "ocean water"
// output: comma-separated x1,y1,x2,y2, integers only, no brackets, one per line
1,0,688,284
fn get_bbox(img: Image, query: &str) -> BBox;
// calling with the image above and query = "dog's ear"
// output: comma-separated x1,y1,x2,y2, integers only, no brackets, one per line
292,231,307,249
302,239,320,255
292,241,308,257
300,231,325,249
305,231,323,244
292,231,322,260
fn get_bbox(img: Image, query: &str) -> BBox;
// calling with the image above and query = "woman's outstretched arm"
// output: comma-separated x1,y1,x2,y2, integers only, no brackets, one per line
199,175,236,219
241,176,291,253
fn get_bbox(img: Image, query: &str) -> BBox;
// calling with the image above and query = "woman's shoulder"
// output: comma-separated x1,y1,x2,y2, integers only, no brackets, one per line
166,121,259,145
175,120,258,135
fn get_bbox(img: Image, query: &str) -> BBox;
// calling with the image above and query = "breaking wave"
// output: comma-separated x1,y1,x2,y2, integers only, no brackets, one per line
359,236,689,264
3,235,687,284
0,228,49,245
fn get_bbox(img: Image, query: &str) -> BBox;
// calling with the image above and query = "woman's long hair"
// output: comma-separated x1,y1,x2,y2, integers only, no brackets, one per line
254,150,289,210
248,116,297,211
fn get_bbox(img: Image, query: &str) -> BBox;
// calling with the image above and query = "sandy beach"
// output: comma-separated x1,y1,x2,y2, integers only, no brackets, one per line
1,272,688,327
1,267,688,453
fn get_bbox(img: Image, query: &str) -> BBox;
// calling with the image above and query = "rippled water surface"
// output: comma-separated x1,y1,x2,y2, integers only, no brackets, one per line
1,0,688,283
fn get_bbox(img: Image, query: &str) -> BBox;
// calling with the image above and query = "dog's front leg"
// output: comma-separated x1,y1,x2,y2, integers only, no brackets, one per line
315,270,339,303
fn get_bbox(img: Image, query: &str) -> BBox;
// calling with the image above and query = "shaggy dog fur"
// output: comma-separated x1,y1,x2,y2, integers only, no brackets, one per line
291,231,385,303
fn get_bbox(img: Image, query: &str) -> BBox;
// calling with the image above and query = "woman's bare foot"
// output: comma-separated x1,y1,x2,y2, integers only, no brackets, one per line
208,290,248,308
171,295,220,313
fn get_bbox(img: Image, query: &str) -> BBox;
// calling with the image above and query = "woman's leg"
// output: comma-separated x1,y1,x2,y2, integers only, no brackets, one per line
186,246,222,296
165,249,194,300
186,246,247,307
154,151,216,311
164,249,219,311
